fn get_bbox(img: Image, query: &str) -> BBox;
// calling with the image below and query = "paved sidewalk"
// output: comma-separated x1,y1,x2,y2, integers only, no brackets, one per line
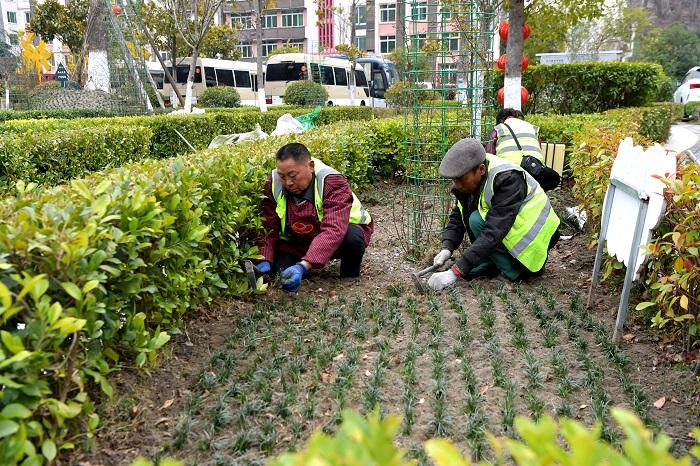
671,122,700,156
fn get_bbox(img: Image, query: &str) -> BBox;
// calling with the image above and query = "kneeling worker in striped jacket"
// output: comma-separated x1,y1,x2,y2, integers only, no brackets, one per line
257,143,373,293
429,138,560,291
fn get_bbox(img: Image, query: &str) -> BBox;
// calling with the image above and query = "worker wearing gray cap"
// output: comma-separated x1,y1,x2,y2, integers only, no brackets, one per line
428,138,560,291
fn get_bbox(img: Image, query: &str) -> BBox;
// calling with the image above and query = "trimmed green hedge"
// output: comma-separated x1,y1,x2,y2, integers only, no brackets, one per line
0,106,374,193
0,109,118,122
519,62,668,114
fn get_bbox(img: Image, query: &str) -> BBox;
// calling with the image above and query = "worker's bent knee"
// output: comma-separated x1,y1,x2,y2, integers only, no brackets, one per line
468,210,486,236
341,226,366,252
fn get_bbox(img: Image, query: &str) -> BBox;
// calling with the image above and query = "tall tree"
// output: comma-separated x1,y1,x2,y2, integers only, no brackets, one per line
634,23,700,80
85,0,109,92
199,24,241,59
164,0,226,112
28,0,88,54
252,0,267,111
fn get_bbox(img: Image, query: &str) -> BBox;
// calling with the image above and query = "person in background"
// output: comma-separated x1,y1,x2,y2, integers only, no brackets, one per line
485,108,560,191
257,143,373,292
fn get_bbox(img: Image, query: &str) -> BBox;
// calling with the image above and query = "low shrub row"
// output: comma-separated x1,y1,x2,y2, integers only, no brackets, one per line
0,116,410,465
0,106,373,193
521,62,669,114
0,109,117,122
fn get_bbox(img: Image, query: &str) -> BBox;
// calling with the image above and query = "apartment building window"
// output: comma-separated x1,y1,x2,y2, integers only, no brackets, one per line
411,33,426,50
230,13,252,29
237,42,252,58
379,4,395,23
7,11,17,24
285,39,305,51
355,36,366,51
446,32,459,51
380,35,395,53
412,2,427,21
355,4,366,26
441,7,452,20
282,10,303,27
263,12,277,28
262,40,278,56
24,12,30,23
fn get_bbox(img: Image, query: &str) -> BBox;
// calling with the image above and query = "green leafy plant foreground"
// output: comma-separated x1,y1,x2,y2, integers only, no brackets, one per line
267,408,699,466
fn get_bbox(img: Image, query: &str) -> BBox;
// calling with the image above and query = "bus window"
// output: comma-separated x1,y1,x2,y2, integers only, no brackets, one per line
334,67,348,86
321,65,335,85
372,70,387,91
310,63,322,84
234,70,252,88
355,70,368,87
204,67,217,87
175,65,202,83
150,71,164,89
266,62,306,81
215,69,235,87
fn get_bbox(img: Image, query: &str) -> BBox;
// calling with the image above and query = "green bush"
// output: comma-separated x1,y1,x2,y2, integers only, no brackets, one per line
384,81,430,108
0,107,374,192
283,81,328,106
0,109,116,122
197,87,241,108
520,62,667,114
684,101,700,119
270,409,699,466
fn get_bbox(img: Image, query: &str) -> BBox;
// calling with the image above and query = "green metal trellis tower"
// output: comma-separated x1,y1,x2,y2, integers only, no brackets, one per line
402,0,497,257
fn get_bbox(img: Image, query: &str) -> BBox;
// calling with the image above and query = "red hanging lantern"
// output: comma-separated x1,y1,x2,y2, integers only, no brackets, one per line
498,21,532,41
112,4,123,14
521,87,529,104
498,21,509,41
497,54,507,71
497,54,529,71
498,86,529,105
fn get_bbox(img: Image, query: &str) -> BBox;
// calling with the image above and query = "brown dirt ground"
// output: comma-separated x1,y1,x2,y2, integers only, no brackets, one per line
70,180,699,466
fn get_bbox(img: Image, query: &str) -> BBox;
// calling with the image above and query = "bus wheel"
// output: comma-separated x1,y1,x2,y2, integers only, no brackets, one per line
360,101,366,106
327,101,334,106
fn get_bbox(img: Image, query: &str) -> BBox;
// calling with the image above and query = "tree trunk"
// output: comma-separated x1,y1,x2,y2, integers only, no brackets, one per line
254,0,267,111
86,0,110,92
349,2,356,106
184,46,198,112
504,0,524,110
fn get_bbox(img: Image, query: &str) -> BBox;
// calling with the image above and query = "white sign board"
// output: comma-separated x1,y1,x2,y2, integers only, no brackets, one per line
602,138,676,278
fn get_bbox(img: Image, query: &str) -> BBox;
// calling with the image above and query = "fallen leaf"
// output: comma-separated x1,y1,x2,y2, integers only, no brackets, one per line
159,399,175,411
623,333,636,342
653,397,666,409
364,370,372,377
132,406,139,414
671,398,679,404
155,417,169,426
418,398,425,405
184,341,194,347
333,353,345,362
479,385,490,396
363,354,369,360
455,359,462,364
321,372,333,383
579,404,588,410
689,431,697,440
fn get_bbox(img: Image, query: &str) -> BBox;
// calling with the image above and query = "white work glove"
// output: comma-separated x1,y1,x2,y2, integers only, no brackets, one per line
427,268,458,291
433,248,452,266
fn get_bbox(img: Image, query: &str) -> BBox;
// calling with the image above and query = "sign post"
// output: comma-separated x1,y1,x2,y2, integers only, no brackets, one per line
55,62,69,87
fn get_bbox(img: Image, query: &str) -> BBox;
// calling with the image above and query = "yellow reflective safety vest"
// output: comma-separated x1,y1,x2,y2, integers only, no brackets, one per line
494,117,544,165
271,157,371,238
456,155,560,272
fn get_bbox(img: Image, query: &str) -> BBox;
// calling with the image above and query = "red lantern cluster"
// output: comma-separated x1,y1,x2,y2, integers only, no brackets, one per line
497,20,531,105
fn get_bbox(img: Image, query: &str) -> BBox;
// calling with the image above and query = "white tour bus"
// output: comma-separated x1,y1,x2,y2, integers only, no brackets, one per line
149,57,260,106
264,53,370,106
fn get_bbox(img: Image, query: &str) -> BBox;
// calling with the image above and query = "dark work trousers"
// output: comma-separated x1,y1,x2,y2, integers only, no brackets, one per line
272,225,367,278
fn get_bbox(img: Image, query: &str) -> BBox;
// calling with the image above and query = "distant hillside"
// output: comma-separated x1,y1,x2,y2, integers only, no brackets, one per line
628,0,700,34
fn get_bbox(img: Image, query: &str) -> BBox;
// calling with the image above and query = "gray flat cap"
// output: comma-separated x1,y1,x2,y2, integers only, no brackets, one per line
439,138,486,178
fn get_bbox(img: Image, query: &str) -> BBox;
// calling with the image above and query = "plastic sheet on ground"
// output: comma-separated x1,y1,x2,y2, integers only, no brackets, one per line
295,106,322,131
270,113,305,136
208,124,268,149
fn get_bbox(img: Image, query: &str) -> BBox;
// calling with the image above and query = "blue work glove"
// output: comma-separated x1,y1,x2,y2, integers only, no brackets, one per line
280,263,307,292
256,260,271,274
